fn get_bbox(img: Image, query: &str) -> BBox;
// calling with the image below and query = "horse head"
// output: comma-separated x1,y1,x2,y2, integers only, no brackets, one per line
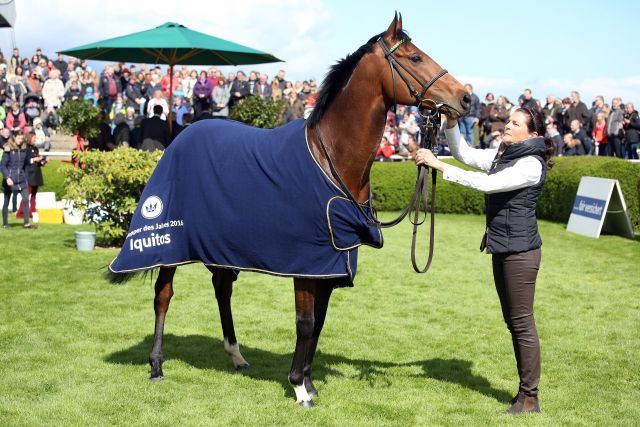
376,13,470,119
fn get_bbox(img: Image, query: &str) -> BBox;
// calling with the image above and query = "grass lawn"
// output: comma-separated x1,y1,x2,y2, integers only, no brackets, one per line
0,214,638,426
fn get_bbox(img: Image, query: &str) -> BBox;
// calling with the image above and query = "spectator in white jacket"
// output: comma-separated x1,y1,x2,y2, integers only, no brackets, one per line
41,69,65,109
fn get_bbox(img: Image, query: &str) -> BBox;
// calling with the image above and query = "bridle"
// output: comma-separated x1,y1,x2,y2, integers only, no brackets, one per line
314,36,451,273
376,36,449,111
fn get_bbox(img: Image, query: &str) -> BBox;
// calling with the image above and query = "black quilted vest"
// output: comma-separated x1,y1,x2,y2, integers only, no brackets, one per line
482,137,547,254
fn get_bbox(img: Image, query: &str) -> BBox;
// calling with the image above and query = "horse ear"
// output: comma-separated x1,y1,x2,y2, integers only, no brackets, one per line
398,12,403,33
385,12,399,38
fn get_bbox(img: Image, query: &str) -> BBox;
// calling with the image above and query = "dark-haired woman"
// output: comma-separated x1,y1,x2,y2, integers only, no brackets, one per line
415,107,554,414
2,130,31,228
24,131,46,217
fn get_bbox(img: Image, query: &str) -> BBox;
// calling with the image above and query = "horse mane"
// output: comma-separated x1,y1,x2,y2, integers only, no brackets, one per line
306,30,410,128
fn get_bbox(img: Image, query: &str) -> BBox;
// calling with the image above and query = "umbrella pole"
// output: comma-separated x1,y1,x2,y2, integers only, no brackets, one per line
168,64,174,134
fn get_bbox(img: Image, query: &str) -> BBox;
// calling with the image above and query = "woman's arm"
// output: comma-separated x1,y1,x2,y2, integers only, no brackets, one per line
445,124,497,172
415,150,542,194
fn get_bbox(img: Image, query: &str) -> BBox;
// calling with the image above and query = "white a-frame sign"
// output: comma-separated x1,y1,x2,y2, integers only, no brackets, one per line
567,176,635,239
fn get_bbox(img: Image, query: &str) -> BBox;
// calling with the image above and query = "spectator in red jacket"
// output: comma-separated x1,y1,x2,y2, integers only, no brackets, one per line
592,111,608,156
6,102,26,133
375,136,395,161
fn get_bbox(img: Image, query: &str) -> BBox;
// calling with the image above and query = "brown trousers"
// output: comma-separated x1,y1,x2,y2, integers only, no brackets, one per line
492,248,541,397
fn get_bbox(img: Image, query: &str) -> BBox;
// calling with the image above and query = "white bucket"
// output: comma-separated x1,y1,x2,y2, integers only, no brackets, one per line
75,231,96,251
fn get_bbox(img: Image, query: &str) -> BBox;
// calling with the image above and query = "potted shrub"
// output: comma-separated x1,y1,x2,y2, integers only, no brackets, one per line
57,99,101,165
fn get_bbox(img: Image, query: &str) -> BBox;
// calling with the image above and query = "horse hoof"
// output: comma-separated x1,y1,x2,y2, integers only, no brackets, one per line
297,400,314,409
150,375,164,382
235,363,251,371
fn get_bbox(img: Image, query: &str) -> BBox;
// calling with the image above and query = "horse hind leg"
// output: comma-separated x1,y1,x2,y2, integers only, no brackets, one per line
208,267,250,370
289,278,317,408
149,266,176,380
304,282,333,397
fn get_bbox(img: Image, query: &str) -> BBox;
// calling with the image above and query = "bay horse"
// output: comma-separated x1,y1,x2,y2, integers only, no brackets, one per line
108,13,470,407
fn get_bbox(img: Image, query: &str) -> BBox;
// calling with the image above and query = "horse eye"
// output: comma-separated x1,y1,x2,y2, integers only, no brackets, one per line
410,55,422,63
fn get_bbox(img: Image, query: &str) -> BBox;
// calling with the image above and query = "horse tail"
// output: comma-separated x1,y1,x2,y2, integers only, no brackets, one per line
105,268,157,284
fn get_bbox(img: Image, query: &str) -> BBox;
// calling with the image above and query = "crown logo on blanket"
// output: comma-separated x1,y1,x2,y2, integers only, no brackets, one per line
141,195,163,220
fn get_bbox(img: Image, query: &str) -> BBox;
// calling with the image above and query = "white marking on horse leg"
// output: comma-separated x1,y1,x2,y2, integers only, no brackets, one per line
293,383,312,404
223,338,249,368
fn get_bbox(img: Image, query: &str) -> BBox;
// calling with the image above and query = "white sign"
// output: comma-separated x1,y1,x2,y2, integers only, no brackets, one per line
566,176,634,239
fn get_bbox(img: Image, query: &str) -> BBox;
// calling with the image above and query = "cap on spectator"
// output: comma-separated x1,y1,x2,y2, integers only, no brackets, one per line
33,117,42,126
0,121,4,129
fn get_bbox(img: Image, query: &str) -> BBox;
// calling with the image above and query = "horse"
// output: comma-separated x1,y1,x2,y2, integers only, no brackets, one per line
107,13,470,407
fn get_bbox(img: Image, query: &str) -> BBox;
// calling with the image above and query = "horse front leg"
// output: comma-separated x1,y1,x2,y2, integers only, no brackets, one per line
289,279,316,407
208,267,250,370
149,266,176,380
304,282,333,397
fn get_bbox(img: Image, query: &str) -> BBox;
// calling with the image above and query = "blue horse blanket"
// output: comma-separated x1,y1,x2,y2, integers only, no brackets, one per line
108,118,383,285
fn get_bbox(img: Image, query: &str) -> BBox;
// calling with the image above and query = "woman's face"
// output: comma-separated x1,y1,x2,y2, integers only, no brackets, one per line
15,134,24,145
503,111,536,145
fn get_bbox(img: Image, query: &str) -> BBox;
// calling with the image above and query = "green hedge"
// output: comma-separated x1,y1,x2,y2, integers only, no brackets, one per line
371,157,640,231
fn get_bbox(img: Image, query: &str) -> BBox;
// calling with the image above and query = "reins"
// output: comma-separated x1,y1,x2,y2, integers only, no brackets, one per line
313,36,450,273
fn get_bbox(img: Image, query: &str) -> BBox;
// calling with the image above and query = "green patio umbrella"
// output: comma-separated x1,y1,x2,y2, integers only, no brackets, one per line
59,22,282,127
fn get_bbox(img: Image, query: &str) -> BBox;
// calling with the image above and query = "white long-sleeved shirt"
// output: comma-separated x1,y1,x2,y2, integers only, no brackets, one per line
442,125,542,194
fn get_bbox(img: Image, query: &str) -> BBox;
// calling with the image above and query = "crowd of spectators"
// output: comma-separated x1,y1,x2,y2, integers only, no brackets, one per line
1,46,638,164
375,84,639,161
0,46,320,152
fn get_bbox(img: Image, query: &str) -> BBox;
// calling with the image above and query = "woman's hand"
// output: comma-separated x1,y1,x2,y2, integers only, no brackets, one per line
441,114,457,129
6,178,13,187
414,149,445,172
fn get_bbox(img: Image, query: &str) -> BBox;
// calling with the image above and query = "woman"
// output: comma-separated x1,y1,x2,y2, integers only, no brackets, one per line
488,96,510,132
270,78,283,101
14,66,27,86
211,76,231,117
21,58,31,75
24,131,46,217
2,130,31,228
6,75,27,108
5,102,26,133
192,70,213,117
280,90,304,124
415,107,554,414
398,110,419,155
146,90,168,120
181,69,197,102
592,111,608,156
79,70,94,94
622,103,640,160
26,71,42,96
